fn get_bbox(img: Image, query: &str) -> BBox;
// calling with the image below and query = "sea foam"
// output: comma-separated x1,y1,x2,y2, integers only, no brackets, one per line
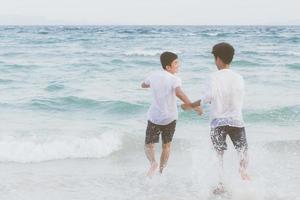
0,132,122,163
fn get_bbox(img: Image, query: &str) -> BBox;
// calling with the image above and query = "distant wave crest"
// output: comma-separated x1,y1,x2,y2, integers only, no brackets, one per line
0,132,121,163
245,105,300,123
29,97,147,114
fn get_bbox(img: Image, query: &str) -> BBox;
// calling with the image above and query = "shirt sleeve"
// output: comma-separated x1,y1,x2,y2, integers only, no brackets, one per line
200,77,213,104
172,77,182,89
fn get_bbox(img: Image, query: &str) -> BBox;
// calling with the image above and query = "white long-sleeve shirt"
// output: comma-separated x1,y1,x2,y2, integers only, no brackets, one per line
201,69,245,128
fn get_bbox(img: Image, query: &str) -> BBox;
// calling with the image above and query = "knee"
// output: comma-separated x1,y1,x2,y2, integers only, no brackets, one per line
162,143,171,152
145,144,155,150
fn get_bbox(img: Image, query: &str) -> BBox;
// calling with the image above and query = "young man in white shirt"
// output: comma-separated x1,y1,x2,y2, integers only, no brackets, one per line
141,52,202,177
182,43,250,193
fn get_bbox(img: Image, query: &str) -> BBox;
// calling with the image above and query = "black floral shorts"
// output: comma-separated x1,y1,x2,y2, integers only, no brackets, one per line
210,126,248,152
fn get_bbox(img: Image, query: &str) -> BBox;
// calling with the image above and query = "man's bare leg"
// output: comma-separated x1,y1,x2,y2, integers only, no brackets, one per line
144,143,158,177
238,149,250,180
214,150,226,194
159,142,171,174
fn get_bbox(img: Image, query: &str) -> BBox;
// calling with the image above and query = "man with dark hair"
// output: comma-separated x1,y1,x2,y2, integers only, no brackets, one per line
160,51,178,69
182,43,250,193
212,42,235,64
141,51,202,177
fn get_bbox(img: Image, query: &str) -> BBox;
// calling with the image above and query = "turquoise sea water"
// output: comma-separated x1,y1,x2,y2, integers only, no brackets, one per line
0,26,299,199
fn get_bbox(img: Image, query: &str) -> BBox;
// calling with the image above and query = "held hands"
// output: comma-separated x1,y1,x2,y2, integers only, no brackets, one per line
181,103,191,110
181,104,203,115
193,106,203,115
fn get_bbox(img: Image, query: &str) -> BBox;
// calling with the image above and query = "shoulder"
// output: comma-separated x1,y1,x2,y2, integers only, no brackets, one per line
232,70,244,81
170,73,181,83
167,73,182,87
172,74,181,81
209,71,219,81
227,69,243,78
147,70,161,78
230,70,245,88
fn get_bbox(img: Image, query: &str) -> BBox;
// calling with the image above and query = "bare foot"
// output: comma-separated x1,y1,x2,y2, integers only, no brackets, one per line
213,183,225,195
239,169,251,181
159,166,164,174
147,162,158,178
159,163,167,174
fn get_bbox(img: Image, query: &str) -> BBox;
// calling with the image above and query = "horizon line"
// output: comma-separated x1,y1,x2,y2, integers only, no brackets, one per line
0,24,300,26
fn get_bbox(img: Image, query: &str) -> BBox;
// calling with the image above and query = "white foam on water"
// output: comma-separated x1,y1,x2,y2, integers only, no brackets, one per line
124,49,161,57
0,131,122,163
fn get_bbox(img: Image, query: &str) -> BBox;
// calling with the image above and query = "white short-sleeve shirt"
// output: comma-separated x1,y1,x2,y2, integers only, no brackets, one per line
144,70,182,125
201,69,245,128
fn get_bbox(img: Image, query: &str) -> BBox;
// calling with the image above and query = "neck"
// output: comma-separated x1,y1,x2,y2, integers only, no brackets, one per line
165,69,175,74
218,64,230,70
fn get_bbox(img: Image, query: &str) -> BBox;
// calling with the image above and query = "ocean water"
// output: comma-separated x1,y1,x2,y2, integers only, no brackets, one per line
0,26,299,200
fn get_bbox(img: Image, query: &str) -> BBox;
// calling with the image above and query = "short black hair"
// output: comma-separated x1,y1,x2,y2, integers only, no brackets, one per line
160,51,178,69
212,42,235,64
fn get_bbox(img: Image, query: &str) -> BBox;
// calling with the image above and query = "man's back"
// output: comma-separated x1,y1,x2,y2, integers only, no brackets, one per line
209,69,245,127
145,70,181,125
